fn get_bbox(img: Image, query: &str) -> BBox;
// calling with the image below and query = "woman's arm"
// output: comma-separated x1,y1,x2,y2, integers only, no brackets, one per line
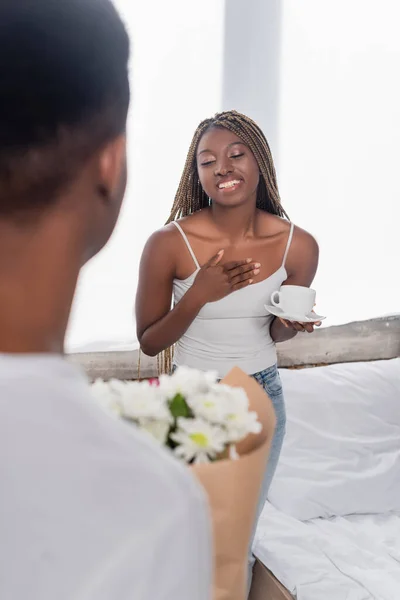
135,229,204,357
270,227,319,343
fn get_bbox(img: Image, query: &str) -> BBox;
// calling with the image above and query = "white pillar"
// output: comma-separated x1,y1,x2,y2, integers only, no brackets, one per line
222,0,282,162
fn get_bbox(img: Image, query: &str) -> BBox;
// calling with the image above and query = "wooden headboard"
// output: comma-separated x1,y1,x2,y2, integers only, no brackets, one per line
68,315,400,381
277,314,400,367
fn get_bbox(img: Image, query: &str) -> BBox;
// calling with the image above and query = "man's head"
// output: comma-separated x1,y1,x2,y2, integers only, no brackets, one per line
0,0,130,259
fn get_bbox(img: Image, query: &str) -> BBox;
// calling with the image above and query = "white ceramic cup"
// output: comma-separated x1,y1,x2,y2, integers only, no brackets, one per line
270,285,316,317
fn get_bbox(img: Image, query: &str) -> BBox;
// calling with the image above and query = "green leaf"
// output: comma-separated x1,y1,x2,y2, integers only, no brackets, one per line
169,393,191,419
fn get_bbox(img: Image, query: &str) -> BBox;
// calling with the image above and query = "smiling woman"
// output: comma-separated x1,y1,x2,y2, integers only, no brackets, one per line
135,109,319,589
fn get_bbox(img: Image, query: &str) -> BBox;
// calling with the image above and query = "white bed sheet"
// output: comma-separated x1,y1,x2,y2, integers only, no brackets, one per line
253,502,400,600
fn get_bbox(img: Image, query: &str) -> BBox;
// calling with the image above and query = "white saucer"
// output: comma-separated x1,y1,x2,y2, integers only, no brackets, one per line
264,304,326,323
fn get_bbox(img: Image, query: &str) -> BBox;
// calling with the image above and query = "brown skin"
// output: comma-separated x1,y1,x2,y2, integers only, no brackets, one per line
136,126,319,357
0,135,127,354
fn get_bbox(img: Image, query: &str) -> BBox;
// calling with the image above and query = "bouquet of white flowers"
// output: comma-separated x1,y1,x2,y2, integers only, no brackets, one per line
92,366,262,465
92,366,276,600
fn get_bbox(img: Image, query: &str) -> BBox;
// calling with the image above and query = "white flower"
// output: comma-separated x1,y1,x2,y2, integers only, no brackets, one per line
188,389,230,424
158,366,218,399
171,418,227,464
117,381,172,424
217,384,250,412
208,385,262,443
91,372,262,463
177,382,262,445
224,408,262,443
139,420,171,445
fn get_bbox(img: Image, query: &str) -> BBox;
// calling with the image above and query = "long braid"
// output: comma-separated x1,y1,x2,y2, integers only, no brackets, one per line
159,110,288,374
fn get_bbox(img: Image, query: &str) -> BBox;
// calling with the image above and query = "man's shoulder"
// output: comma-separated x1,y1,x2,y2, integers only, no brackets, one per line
0,359,212,599
118,418,206,506
0,356,206,511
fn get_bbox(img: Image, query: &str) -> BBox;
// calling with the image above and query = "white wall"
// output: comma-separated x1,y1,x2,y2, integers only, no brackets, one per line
222,0,400,326
68,0,400,351
67,0,225,351
278,0,400,324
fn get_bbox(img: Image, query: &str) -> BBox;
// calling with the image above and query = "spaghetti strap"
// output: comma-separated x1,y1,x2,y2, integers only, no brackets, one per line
172,221,200,269
282,222,295,267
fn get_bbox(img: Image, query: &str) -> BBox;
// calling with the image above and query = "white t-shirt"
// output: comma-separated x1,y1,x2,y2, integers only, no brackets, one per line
0,355,212,600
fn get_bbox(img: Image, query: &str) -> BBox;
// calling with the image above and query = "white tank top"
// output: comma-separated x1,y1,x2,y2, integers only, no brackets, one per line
172,221,294,378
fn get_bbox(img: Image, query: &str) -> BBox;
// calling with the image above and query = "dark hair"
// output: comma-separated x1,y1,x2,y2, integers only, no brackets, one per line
166,110,289,224
0,0,130,219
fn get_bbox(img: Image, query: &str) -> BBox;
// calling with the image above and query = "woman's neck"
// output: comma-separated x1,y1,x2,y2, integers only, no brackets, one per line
210,202,259,243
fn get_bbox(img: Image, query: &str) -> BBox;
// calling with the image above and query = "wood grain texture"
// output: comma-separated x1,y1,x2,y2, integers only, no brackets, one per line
249,560,294,600
69,350,157,382
277,315,400,367
68,315,400,380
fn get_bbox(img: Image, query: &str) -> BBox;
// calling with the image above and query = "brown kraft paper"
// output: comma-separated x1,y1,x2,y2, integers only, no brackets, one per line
192,367,276,600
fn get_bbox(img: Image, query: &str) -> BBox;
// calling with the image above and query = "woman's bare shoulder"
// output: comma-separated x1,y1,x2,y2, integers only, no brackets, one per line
143,222,182,253
291,223,319,257
259,212,318,251
257,212,292,238
142,213,208,262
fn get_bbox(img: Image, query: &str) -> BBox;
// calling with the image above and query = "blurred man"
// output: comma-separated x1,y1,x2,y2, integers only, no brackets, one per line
0,2,211,598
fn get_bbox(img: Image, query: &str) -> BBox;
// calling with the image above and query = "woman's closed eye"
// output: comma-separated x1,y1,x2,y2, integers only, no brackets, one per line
200,152,244,167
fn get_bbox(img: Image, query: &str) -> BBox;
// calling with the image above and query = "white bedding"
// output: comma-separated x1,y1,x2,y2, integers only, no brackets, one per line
254,502,400,600
269,359,400,520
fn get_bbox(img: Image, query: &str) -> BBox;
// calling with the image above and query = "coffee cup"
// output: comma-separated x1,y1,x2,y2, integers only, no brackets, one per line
270,285,316,317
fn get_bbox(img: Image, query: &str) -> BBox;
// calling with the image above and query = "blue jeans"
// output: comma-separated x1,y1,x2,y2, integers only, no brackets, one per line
247,364,286,594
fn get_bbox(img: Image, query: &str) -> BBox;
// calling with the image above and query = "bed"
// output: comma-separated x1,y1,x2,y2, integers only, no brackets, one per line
249,331,400,599
69,316,400,600
251,504,400,600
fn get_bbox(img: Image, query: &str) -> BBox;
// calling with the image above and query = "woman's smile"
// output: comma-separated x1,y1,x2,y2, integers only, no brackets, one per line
217,179,243,193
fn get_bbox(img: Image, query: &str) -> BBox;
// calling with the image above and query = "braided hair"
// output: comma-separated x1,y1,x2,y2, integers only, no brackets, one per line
154,110,288,376
166,109,288,223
